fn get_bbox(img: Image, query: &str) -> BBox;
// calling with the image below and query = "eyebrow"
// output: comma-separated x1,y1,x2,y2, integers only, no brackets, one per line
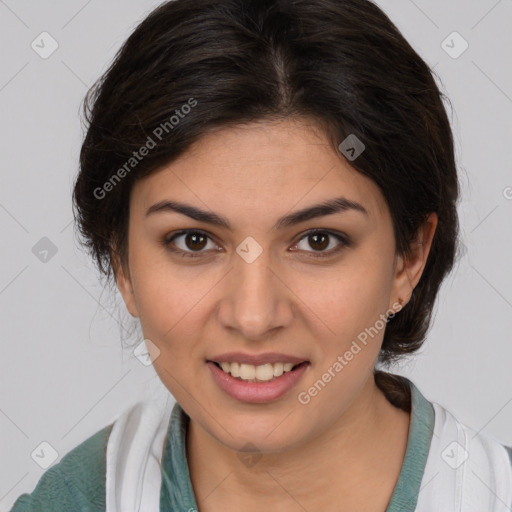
145,196,368,231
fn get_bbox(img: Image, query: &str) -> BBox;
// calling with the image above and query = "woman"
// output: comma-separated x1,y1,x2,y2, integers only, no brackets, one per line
10,0,512,511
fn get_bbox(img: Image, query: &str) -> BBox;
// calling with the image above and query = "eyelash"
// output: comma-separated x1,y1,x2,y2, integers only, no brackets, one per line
162,229,351,259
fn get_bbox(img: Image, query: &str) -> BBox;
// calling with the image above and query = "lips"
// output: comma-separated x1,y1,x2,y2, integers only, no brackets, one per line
207,360,310,403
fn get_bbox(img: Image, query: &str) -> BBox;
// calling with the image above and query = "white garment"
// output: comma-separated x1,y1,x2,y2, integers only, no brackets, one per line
415,402,512,512
105,390,512,512
105,384,174,512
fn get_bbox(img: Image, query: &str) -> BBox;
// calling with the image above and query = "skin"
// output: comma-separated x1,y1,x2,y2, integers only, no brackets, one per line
114,117,437,511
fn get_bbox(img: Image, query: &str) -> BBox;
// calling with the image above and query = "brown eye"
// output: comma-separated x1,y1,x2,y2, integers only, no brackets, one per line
308,233,329,251
164,230,218,257
291,230,350,258
184,232,208,251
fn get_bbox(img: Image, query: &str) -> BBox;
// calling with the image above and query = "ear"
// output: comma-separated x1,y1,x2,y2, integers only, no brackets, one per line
111,244,139,318
389,212,438,310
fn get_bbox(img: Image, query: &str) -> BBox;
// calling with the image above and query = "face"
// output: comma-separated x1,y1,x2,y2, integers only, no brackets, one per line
115,117,436,454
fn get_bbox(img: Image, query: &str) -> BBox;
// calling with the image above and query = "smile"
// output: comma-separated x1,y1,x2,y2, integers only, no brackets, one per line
206,360,310,403
213,361,301,382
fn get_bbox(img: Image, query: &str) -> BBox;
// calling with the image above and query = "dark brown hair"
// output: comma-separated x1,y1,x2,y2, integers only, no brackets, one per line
72,0,461,375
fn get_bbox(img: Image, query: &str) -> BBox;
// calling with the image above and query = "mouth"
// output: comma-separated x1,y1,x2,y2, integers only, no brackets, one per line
206,359,311,403
208,360,309,383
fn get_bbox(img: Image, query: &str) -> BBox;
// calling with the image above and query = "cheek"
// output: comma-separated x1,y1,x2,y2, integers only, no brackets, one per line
129,257,216,364
129,242,202,327
296,259,391,340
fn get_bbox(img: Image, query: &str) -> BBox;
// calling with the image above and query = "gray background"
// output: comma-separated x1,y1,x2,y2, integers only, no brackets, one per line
1,0,511,509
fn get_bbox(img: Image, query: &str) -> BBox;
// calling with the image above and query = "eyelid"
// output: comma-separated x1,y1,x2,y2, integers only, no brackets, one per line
294,228,350,245
291,228,351,257
163,229,221,257
163,228,350,258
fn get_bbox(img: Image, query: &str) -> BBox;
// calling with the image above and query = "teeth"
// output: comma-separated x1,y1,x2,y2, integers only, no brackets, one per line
273,362,284,377
216,361,302,382
230,362,240,378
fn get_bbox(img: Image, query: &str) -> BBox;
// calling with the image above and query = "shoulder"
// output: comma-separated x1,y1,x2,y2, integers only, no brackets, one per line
431,401,512,469
419,399,512,510
9,423,113,512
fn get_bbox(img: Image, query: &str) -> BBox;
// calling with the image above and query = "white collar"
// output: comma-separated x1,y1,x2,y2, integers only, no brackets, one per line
105,382,173,512
105,380,512,511
415,400,512,511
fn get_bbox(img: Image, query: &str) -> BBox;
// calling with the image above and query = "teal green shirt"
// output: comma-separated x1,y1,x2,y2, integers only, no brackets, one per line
6,377,477,511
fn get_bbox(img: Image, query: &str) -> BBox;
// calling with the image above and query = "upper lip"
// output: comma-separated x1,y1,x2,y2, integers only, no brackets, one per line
207,352,309,366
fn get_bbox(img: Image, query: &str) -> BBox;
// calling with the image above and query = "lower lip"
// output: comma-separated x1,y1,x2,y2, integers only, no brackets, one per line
206,361,309,403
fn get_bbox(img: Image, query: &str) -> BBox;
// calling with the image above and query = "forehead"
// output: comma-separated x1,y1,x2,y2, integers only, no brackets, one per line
132,118,390,223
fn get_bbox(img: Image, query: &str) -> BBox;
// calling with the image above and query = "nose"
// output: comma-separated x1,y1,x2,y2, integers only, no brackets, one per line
216,246,294,340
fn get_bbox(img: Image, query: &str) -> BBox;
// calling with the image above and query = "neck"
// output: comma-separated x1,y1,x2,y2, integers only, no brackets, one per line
186,374,410,511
